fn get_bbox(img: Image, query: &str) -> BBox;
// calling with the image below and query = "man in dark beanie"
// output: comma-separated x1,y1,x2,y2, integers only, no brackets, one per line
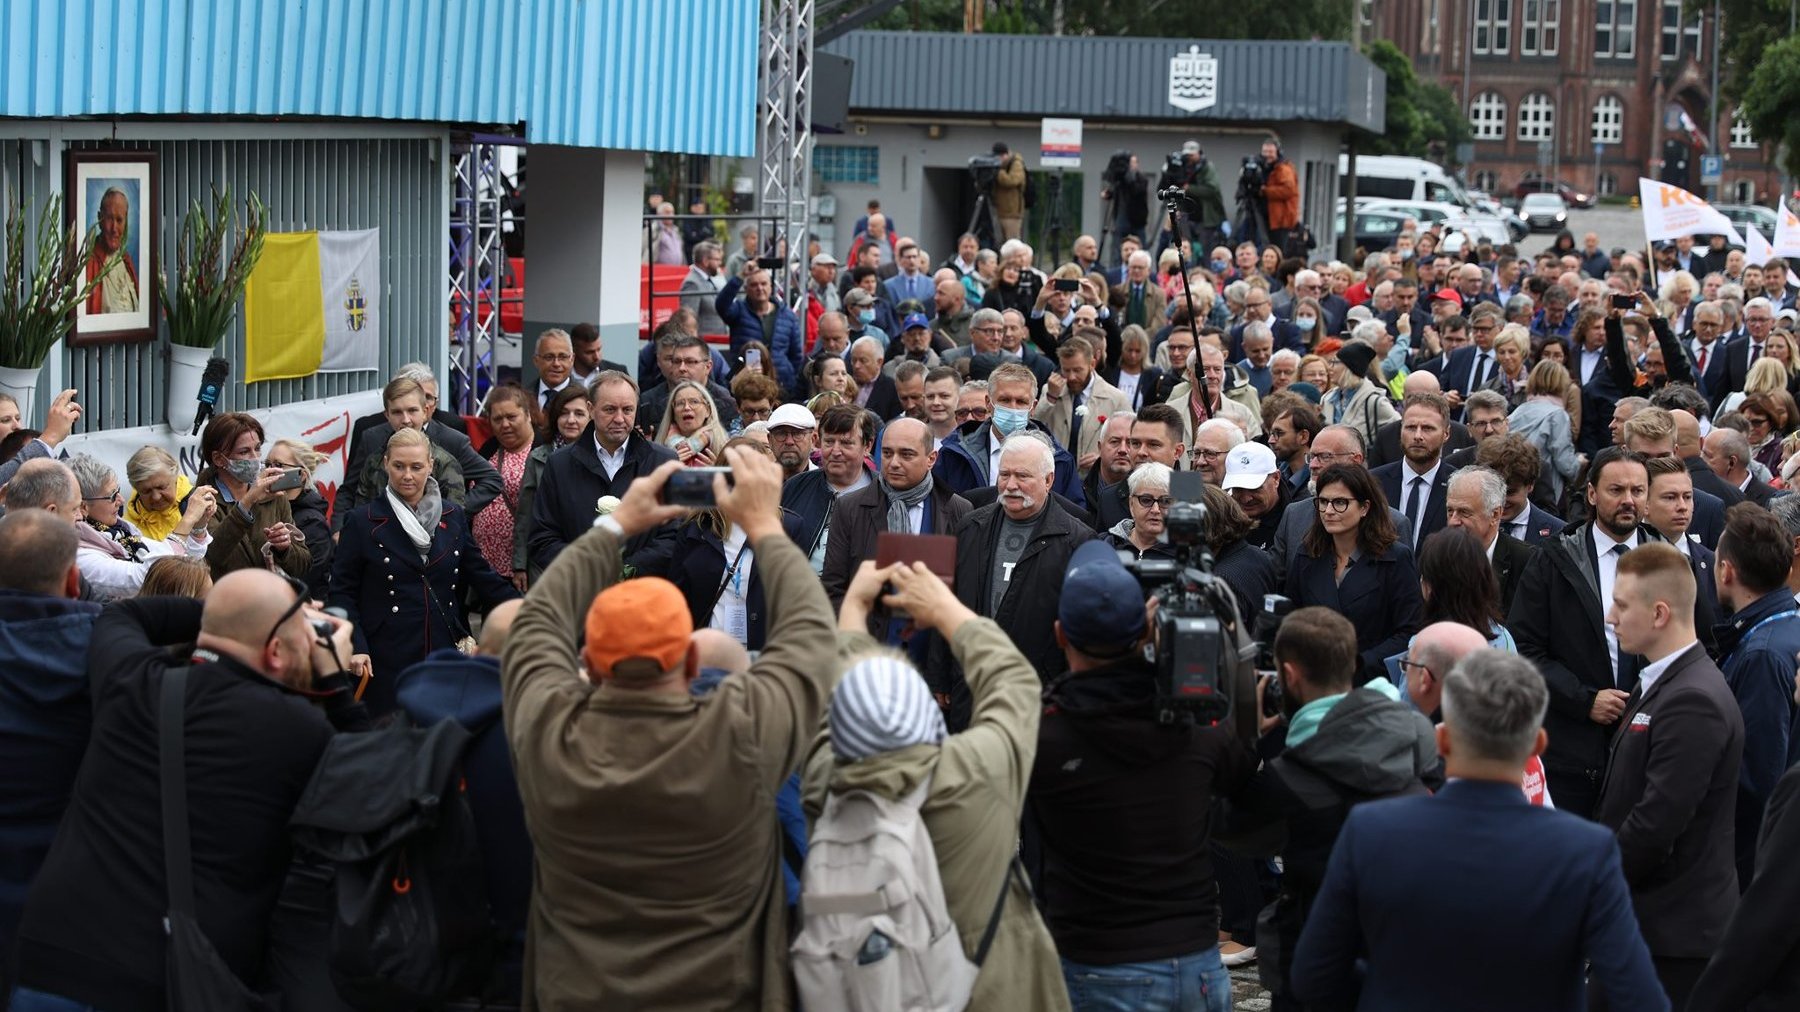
1321,338,1398,452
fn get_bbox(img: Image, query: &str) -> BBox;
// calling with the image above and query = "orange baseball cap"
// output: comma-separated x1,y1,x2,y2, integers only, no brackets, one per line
584,577,693,677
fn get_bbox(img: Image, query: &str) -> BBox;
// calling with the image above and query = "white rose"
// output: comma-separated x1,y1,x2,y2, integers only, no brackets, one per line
596,495,622,516
1075,404,1090,418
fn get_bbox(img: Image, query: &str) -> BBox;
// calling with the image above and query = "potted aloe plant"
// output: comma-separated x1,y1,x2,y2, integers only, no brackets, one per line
160,187,266,431
0,193,112,420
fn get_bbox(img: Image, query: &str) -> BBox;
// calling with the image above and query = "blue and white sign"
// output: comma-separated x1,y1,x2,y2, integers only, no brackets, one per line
1701,155,1724,185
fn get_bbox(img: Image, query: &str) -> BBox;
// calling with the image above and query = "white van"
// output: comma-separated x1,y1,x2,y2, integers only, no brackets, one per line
1337,154,1472,208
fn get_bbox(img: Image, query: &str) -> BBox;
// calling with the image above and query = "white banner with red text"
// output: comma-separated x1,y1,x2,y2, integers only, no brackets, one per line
60,389,381,516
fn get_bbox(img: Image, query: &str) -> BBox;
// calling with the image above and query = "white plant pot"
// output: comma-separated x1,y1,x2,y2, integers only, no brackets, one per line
167,343,216,433
0,364,42,423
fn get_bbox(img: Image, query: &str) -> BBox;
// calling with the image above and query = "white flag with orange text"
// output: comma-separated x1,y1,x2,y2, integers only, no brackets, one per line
1637,178,1743,245
1773,198,1800,259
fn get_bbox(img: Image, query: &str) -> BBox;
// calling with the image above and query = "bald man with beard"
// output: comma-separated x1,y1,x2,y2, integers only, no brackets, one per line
12,569,370,1011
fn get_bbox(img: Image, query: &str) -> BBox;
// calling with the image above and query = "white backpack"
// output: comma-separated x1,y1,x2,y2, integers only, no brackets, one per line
792,778,1012,1012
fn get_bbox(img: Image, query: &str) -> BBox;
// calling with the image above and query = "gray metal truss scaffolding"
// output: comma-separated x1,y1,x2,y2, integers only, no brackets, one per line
759,0,815,313
448,136,519,414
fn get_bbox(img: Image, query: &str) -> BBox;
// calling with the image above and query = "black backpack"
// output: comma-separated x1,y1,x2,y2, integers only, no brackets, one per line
289,720,498,1010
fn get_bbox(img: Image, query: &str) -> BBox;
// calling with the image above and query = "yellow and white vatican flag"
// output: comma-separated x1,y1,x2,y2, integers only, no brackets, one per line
1637,178,1743,245
245,229,381,383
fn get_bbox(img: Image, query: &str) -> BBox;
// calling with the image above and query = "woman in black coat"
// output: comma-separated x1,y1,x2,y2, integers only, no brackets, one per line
1198,484,1277,625
667,438,807,651
1283,463,1421,684
266,438,335,599
329,429,519,717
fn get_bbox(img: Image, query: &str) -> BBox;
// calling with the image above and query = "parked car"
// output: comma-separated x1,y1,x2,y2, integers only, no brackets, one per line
1714,203,1778,243
1470,191,1532,241
1518,192,1570,232
1512,177,1594,209
1352,197,1514,247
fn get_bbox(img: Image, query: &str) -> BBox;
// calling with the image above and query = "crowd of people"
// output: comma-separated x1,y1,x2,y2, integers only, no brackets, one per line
2,176,1800,1012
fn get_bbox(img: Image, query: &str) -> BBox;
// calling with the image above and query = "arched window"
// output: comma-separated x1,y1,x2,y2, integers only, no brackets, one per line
1518,93,1555,142
1470,92,1508,141
1591,96,1624,145
1732,180,1755,204
1597,172,1619,196
1473,171,1499,193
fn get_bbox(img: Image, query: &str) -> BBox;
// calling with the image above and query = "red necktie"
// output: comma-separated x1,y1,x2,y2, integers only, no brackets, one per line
1697,346,1708,374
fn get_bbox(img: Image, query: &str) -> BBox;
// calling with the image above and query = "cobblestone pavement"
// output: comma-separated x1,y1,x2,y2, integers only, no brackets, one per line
1229,963,1271,1010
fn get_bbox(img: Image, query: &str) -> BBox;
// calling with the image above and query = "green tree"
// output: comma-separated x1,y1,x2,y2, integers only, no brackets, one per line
1692,0,1790,107
1359,39,1471,162
1736,34,1800,178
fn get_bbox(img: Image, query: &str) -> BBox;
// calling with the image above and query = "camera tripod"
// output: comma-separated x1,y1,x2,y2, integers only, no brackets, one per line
966,190,1000,251
1041,170,1068,265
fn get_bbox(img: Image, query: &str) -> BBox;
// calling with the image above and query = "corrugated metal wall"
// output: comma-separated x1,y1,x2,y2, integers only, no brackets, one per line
824,31,1386,133
0,134,442,431
0,0,758,156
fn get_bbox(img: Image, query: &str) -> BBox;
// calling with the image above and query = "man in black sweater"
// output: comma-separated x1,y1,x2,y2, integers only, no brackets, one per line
11,569,369,1011
1031,541,1255,999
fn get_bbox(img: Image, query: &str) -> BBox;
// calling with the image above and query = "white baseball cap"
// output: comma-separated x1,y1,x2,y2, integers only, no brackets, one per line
1220,442,1279,491
767,403,817,431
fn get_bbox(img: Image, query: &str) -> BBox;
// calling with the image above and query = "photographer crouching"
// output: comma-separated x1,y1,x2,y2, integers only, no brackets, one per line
1031,540,1257,1010
1218,606,1442,1011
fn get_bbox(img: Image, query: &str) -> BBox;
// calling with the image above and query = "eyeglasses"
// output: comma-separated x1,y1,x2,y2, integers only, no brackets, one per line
1316,496,1360,514
82,489,122,503
955,407,990,421
1193,448,1227,462
1306,450,1352,465
1396,658,1434,678
261,572,313,654
1133,494,1175,510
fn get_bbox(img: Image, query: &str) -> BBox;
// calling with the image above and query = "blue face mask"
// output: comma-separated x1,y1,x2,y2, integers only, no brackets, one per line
858,309,876,324
991,406,1029,437
1397,247,1414,260
1296,316,1317,332
1211,260,1230,273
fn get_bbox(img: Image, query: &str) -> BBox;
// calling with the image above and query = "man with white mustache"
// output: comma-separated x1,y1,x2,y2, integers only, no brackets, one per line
930,433,1094,730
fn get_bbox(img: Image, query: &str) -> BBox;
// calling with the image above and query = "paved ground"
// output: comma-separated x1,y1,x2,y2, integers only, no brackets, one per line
1512,202,1648,261
1229,964,1272,1010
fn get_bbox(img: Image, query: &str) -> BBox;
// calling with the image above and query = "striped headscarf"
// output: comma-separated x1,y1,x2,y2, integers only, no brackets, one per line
827,655,947,762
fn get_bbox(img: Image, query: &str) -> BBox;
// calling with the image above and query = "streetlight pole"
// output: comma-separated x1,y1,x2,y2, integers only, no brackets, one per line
1708,0,1722,201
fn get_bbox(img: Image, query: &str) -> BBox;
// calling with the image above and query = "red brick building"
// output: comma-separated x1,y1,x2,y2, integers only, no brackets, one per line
1370,0,1782,204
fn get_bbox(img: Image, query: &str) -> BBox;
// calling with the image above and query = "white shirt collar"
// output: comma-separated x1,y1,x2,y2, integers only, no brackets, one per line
1405,457,1442,486
1592,524,1641,554
594,435,628,478
1739,473,1753,492
1638,641,1699,696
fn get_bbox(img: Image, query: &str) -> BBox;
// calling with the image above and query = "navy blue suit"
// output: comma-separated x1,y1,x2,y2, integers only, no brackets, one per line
1504,504,1565,545
667,509,809,651
1291,779,1669,1012
329,494,521,716
1284,541,1422,685
1437,344,1502,403
1687,336,1731,404
1372,460,1453,548
1690,486,1726,551
1227,318,1303,359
